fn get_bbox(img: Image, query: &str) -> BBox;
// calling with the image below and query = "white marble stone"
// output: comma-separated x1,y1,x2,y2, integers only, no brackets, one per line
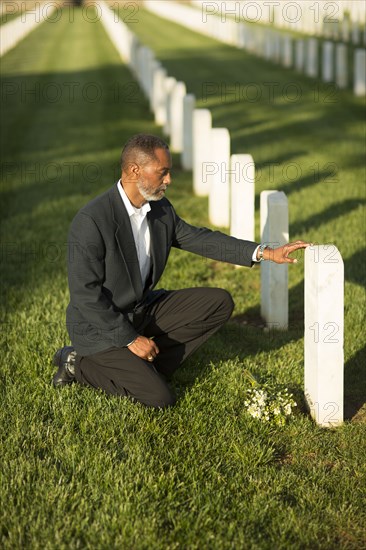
264,32,272,60
227,19,238,46
181,94,195,171
306,38,318,78
208,128,231,227
255,28,265,57
282,35,293,68
136,46,151,94
295,40,305,72
351,22,360,45
144,48,155,98
169,82,186,153
336,44,348,89
260,191,289,330
163,77,177,136
304,245,344,427
230,154,255,243
192,109,212,196
341,17,350,42
273,32,281,63
149,60,161,110
322,41,334,82
152,66,167,126
237,23,246,49
136,46,152,97
130,36,140,72
245,27,254,53
135,47,145,87
354,49,366,96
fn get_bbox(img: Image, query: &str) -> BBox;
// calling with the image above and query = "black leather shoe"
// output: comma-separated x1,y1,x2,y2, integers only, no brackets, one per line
52,346,77,387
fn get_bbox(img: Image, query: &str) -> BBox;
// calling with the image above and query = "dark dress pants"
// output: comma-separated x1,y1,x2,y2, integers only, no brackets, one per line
74,287,234,408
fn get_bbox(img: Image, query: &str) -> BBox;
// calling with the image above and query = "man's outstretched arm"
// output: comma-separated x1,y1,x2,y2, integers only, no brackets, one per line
170,205,310,266
256,241,312,263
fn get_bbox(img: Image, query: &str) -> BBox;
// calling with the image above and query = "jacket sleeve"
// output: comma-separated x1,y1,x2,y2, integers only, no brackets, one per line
67,212,138,347
171,207,259,267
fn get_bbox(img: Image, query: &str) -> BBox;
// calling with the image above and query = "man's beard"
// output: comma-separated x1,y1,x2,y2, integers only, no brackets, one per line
137,179,167,202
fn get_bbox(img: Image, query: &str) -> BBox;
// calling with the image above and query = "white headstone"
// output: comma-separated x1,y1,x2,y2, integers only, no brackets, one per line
264,32,272,60
152,66,167,126
351,22,360,45
245,26,253,54
306,38,318,78
260,191,289,330
304,245,344,427
149,60,161,110
208,128,231,227
341,17,350,42
354,49,366,96
230,154,255,243
145,50,155,97
163,77,177,136
273,31,281,63
130,36,140,72
256,27,265,57
322,41,334,82
192,109,212,196
282,35,292,68
336,44,348,89
295,40,305,72
181,94,195,171
169,82,186,153
135,47,144,87
237,23,246,49
140,47,154,97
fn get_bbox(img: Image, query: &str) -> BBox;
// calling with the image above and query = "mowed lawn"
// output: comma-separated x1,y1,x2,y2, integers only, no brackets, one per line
1,6,365,550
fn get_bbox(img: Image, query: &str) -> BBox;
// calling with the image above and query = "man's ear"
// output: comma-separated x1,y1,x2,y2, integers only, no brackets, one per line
127,162,140,178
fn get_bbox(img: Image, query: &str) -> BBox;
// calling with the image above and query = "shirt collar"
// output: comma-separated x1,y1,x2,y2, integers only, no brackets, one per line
117,180,151,217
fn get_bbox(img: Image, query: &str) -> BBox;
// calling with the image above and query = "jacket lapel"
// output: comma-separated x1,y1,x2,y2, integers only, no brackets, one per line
147,203,168,287
109,185,143,300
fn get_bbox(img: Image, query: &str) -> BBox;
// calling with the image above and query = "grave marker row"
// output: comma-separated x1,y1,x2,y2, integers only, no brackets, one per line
144,1,366,96
99,2,196,161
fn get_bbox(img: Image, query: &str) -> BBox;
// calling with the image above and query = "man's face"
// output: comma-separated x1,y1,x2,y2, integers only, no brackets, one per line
137,148,172,202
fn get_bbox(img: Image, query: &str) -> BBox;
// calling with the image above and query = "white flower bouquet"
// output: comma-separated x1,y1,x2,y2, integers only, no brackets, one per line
243,370,297,426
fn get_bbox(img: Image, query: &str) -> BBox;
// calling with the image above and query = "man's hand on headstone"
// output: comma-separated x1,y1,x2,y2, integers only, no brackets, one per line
264,240,312,264
127,336,160,362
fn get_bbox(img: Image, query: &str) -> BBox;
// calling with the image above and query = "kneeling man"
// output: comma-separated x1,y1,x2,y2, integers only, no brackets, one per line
53,134,309,408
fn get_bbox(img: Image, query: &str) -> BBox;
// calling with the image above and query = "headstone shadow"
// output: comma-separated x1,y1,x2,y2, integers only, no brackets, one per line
344,345,366,420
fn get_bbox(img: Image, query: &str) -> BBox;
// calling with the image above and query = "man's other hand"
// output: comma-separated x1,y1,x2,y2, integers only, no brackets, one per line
127,336,160,362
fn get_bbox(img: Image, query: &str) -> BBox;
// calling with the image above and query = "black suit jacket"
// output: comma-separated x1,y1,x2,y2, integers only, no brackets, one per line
66,184,258,355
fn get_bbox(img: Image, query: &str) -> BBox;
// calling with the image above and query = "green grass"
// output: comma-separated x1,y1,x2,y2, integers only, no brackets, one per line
1,6,366,550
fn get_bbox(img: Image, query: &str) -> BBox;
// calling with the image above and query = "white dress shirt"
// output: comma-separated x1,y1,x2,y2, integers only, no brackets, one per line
117,181,151,287
118,181,260,281
252,246,260,262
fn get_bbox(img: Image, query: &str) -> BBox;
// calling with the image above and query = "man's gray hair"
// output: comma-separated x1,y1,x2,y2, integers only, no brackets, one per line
121,134,169,170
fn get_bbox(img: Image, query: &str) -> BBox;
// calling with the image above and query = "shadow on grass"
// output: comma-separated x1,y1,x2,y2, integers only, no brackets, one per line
344,345,366,420
344,247,366,288
290,198,366,236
